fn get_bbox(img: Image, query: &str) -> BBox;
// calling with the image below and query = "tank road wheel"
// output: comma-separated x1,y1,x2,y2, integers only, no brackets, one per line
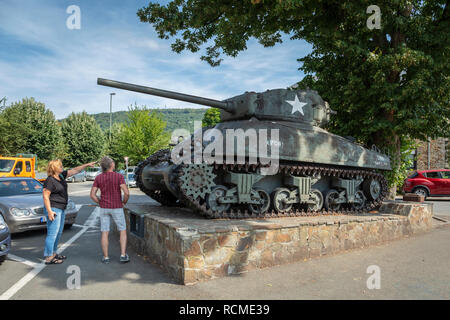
307,189,324,212
324,189,341,211
363,178,381,200
272,188,293,213
248,189,270,215
206,185,231,213
352,190,366,210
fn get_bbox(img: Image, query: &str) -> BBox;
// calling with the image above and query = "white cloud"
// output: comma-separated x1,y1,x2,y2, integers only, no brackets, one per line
0,0,312,119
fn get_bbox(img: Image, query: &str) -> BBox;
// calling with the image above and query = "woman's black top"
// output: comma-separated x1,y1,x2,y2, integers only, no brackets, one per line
43,171,69,210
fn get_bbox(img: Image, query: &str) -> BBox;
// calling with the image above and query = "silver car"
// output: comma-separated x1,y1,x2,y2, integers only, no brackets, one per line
0,178,78,234
86,167,101,181
66,170,86,183
127,173,137,188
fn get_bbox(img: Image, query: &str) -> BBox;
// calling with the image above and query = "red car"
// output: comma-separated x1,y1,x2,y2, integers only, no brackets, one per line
403,169,450,198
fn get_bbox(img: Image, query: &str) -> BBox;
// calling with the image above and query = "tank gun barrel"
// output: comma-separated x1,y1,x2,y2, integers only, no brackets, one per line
97,78,231,111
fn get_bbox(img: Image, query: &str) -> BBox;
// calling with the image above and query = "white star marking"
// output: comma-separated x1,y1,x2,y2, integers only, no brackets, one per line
286,95,307,115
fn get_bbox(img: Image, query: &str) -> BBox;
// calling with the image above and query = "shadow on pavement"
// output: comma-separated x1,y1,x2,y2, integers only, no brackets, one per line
7,204,176,295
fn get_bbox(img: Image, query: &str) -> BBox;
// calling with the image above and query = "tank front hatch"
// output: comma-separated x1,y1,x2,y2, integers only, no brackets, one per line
221,88,335,128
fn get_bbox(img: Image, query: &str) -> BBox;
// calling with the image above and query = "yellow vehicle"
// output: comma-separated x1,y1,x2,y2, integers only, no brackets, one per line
0,154,46,182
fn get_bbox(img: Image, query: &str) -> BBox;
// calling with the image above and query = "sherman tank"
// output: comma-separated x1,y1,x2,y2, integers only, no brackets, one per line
98,78,391,219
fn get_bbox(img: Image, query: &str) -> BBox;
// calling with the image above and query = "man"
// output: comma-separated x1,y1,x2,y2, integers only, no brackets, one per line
90,156,130,264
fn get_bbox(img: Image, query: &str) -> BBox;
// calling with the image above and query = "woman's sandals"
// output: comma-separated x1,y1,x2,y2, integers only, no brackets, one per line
45,254,66,265
45,256,64,265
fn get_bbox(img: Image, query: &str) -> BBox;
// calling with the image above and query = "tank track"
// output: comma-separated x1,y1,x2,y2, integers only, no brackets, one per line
137,149,388,219
135,149,180,207
175,162,388,219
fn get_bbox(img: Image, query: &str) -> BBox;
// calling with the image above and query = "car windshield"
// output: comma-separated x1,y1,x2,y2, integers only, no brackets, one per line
0,160,15,173
87,167,100,173
0,179,43,196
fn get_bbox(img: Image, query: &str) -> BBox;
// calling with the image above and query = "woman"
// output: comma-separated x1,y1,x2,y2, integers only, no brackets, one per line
43,159,96,265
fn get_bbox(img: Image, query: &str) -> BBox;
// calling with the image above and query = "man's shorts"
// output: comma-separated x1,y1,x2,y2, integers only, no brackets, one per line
99,208,126,232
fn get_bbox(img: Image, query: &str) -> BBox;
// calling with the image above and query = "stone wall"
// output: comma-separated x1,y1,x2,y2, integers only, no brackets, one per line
416,138,448,170
116,202,433,285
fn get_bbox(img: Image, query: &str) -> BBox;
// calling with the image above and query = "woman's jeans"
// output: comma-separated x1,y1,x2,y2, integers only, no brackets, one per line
44,207,66,257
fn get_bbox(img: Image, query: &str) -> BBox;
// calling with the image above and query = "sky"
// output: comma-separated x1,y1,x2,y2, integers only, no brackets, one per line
0,0,312,119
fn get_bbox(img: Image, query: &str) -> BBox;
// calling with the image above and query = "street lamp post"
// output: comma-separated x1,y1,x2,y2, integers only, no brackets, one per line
109,93,115,143
124,156,129,187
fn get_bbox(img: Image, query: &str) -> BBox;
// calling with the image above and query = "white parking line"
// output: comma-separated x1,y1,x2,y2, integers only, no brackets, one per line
83,207,100,227
7,254,40,268
0,264,47,300
0,207,99,300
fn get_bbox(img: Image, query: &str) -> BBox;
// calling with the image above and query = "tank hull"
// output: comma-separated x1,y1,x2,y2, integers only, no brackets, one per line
136,119,390,218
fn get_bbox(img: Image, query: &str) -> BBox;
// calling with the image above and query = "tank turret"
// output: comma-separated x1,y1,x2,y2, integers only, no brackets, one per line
97,78,335,127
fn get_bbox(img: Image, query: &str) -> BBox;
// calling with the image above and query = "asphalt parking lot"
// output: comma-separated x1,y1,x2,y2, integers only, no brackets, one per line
0,181,449,300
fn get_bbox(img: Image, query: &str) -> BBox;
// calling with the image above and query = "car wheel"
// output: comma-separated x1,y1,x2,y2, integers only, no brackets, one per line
413,187,428,199
0,255,6,264
64,223,73,230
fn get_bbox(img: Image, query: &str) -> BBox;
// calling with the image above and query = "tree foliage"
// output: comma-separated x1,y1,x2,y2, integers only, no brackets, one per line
114,106,170,165
60,112,106,167
107,123,126,170
139,0,450,193
0,98,63,160
202,108,221,127
0,106,28,155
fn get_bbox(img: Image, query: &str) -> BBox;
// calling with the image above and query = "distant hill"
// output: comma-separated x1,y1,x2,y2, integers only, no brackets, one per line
91,108,208,133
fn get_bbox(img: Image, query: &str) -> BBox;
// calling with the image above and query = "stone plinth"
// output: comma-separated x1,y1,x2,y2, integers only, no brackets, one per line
115,201,433,285
402,193,425,202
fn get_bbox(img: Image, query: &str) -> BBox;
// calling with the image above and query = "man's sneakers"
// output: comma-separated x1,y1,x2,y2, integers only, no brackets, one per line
120,254,130,263
102,255,130,264
102,256,110,264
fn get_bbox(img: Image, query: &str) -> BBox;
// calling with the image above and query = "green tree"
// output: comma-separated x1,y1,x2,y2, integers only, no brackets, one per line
115,106,170,165
61,112,105,167
138,0,450,195
107,123,126,170
202,108,221,127
1,98,63,160
0,106,28,155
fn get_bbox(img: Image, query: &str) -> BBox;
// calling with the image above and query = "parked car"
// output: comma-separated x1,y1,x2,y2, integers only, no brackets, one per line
127,173,137,188
402,169,450,198
119,167,137,187
86,167,101,181
0,177,79,233
66,170,86,183
119,167,136,175
0,214,10,264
